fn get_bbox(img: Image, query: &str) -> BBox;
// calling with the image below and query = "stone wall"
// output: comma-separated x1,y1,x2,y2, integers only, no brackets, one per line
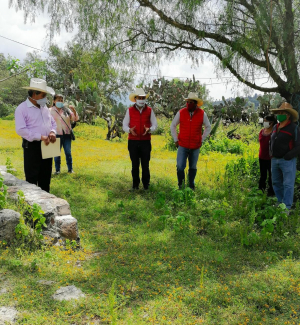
0,166,79,245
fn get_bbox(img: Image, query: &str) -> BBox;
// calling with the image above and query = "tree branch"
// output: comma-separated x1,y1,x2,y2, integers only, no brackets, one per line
137,0,284,82
0,68,29,83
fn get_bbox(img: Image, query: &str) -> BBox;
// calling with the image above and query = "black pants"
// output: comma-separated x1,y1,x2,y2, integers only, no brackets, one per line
128,140,151,189
23,139,53,193
259,158,275,196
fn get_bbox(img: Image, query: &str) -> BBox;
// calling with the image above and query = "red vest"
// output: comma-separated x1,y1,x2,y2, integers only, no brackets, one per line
178,107,204,149
128,105,152,140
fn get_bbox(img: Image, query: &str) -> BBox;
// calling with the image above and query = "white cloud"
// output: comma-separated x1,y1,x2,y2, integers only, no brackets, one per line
0,0,75,61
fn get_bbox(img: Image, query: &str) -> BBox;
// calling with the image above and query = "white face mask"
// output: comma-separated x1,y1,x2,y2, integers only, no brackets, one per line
136,99,146,107
263,122,271,128
29,96,48,106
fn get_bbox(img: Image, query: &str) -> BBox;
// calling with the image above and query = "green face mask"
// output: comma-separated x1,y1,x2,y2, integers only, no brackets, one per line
277,114,287,122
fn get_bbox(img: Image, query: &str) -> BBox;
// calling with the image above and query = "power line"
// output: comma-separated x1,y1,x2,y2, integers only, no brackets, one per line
1,33,272,81
0,34,48,53
135,73,272,85
0,33,284,88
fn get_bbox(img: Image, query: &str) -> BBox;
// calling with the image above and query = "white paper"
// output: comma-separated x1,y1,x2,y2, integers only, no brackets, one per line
41,138,61,159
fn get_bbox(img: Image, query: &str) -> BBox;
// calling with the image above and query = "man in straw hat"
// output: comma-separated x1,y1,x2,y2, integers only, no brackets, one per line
15,78,57,192
269,102,300,209
123,87,157,190
170,92,211,190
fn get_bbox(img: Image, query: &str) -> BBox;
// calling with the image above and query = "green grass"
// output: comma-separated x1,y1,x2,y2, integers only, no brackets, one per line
0,120,300,325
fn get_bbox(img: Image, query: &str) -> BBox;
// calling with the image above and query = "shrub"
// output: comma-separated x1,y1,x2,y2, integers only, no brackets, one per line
201,138,246,155
1,114,15,120
153,118,168,135
225,156,260,180
164,127,177,151
0,98,14,118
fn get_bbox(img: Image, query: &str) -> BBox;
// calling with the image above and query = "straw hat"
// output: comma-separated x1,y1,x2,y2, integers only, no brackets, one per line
129,88,150,102
270,102,298,122
22,78,54,95
184,92,204,106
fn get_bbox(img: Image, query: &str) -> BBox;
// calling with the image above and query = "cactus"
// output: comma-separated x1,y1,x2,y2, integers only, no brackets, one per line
59,80,126,139
257,93,284,117
212,96,259,125
144,76,209,119
209,116,222,139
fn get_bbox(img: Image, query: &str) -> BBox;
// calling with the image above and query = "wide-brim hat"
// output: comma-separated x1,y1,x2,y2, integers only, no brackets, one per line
270,102,298,122
184,92,204,106
129,88,150,102
22,78,54,95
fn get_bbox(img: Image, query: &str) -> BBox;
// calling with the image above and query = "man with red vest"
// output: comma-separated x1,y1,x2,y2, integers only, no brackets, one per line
123,88,158,190
170,92,211,190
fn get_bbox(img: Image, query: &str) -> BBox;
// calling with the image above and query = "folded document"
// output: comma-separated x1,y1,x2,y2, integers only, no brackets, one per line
41,138,61,159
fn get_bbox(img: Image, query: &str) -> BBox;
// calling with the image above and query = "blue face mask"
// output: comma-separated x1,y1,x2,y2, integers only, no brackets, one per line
55,102,64,109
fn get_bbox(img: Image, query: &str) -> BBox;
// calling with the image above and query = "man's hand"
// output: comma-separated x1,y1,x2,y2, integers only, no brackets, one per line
41,135,50,146
143,125,150,136
175,141,179,148
49,132,56,143
129,126,137,136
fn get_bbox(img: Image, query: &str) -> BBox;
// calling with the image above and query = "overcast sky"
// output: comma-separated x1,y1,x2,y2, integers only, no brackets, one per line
0,0,275,101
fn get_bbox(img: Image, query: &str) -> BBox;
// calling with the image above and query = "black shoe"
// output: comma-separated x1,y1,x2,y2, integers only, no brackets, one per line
54,171,60,175
143,187,149,191
129,187,139,192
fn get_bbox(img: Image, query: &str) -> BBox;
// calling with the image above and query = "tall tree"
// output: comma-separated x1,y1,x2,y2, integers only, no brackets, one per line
10,0,300,102
0,54,29,106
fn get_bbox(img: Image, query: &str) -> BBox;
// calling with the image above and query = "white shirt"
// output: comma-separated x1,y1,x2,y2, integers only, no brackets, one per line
170,110,211,143
122,104,158,133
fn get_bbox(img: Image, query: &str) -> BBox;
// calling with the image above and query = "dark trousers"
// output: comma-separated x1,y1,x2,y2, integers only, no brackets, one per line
128,140,151,189
23,140,53,193
259,158,275,196
54,134,73,172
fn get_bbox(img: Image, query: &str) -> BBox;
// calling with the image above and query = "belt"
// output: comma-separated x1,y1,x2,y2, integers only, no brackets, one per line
22,138,41,149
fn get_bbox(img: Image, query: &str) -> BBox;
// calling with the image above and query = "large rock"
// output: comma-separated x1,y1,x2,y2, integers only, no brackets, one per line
52,285,85,301
6,185,70,222
0,210,20,243
0,306,17,324
0,167,80,246
52,215,79,241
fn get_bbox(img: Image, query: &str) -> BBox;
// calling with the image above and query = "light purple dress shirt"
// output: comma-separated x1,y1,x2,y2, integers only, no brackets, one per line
15,99,57,142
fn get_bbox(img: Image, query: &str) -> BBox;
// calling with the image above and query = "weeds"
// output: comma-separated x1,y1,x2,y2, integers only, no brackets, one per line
1,120,300,324
201,137,246,155
159,211,191,233
0,176,7,209
5,157,16,175
108,279,118,325
14,190,47,250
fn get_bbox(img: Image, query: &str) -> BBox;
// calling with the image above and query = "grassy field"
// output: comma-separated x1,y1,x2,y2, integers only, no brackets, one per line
0,119,300,325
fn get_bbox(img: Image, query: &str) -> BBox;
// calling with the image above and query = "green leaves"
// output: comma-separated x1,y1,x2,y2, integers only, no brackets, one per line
148,18,156,32
14,191,46,249
5,55,47,79
0,176,7,209
159,211,191,233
